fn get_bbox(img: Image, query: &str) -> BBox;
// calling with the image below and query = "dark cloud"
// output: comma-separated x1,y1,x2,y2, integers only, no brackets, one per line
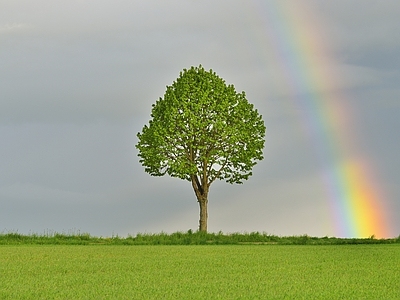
1,1,399,237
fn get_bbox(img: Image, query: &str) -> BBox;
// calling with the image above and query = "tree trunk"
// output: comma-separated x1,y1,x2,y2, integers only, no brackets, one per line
191,175,209,232
198,198,208,232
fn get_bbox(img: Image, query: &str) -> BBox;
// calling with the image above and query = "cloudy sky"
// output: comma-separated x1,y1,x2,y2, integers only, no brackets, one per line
1,0,399,238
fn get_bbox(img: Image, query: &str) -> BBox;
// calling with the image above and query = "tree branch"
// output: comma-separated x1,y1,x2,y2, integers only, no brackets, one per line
208,155,230,186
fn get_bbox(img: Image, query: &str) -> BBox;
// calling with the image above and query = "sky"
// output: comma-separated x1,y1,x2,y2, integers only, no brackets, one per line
1,0,399,238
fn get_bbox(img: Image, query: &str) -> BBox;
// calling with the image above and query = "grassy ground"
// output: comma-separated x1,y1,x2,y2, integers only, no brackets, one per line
1,244,399,299
1,230,399,245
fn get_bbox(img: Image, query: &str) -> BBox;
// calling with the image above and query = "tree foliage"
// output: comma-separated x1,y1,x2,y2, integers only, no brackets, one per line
137,66,265,184
136,65,266,231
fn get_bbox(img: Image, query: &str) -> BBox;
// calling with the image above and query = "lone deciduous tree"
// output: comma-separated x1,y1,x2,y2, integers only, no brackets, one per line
136,65,266,232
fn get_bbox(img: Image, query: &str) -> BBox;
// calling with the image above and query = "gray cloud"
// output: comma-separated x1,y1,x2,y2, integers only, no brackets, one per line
1,0,399,237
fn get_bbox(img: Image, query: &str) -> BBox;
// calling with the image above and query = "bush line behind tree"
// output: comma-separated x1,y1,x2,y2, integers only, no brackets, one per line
1,231,399,245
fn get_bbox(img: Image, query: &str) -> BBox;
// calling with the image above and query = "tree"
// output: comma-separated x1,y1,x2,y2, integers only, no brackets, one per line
136,65,266,232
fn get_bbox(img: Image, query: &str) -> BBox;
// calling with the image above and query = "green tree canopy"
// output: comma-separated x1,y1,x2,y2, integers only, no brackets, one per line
136,65,266,232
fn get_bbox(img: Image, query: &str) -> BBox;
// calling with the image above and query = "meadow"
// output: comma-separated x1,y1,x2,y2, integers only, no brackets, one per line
1,241,399,299
1,230,399,245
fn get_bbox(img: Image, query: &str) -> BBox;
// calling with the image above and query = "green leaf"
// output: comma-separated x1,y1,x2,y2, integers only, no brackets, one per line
136,65,266,186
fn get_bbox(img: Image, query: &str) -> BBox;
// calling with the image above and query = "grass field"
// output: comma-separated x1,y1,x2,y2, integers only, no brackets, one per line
1,244,399,299
1,231,399,245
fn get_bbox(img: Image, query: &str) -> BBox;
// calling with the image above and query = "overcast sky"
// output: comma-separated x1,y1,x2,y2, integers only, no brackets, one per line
1,0,399,238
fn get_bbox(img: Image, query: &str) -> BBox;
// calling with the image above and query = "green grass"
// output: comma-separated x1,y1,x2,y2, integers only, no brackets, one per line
1,244,399,299
1,230,399,245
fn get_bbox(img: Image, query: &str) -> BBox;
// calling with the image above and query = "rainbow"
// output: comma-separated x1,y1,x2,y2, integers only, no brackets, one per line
250,2,391,238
